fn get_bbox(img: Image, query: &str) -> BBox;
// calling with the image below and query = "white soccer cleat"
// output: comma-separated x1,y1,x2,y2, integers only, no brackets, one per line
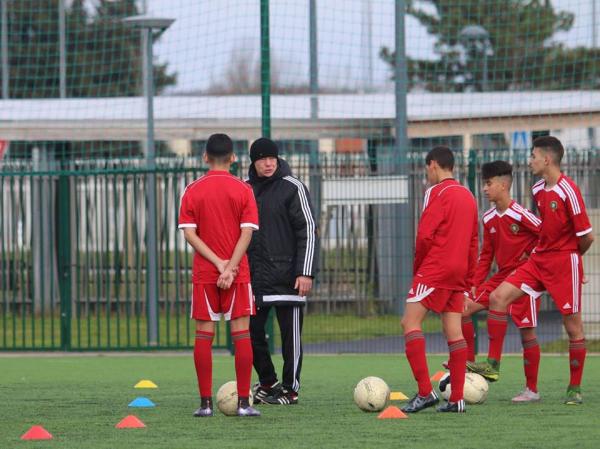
511,388,540,403
237,405,261,417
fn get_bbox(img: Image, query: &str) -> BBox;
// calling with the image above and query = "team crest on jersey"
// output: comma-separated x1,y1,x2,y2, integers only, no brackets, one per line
510,223,519,234
550,200,558,211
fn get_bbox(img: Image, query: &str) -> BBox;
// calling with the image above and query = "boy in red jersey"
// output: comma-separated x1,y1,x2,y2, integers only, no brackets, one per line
477,136,594,405
401,146,478,414
179,133,260,417
463,161,543,402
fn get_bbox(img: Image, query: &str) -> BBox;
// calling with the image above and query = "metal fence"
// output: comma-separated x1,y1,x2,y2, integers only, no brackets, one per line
1,148,599,352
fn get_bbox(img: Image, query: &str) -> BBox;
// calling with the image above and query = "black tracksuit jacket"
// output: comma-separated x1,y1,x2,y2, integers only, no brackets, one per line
247,159,318,306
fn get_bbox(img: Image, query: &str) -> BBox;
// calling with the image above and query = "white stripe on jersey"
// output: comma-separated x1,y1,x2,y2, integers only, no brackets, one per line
532,179,545,195
482,207,496,224
504,208,522,222
551,184,567,201
423,186,434,211
575,227,593,237
511,203,542,226
559,179,582,215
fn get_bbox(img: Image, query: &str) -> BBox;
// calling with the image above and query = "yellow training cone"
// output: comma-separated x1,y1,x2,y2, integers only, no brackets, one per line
134,380,158,389
390,391,409,401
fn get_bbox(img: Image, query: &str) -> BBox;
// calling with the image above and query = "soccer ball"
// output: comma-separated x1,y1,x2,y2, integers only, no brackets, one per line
353,376,391,412
438,372,489,404
216,381,254,416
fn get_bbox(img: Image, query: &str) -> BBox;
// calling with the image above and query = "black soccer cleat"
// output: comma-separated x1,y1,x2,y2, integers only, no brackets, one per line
401,391,439,413
263,387,298,405
253,381,283,404
437,399,466,413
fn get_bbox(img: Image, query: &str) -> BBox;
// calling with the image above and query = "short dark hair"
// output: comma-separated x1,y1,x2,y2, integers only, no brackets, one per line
532,136,564,164
481,160,513,182
425,146,454,170
205,133,234,162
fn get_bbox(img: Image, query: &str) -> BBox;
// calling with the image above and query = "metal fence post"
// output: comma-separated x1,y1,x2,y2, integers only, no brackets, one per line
143,27,160,347
309,0,318,119
385,0,411,312
260,0,275,354
57,173,72,350
1,0,8,99
308,0,322,284
467,149,479,354
123,16,175,347
260,0,271,139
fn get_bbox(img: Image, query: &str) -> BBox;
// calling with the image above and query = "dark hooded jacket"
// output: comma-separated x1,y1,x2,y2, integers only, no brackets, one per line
247,158,318,306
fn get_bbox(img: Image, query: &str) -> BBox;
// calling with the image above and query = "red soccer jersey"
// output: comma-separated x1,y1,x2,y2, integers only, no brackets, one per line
178,170,259,283
531,174,592,253
414,178,479,290
472,200,541,287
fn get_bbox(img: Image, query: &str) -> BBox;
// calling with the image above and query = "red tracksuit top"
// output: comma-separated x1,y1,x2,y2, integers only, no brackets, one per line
413,178,479,291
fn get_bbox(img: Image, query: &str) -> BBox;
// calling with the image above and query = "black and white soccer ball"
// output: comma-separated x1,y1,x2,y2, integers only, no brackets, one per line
438,372,489,404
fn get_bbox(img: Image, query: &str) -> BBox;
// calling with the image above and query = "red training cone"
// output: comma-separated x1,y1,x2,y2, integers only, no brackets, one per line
115,415,146,429
21,425,53,440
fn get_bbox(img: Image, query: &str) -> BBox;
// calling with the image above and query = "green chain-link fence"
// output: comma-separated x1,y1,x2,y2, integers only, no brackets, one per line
1,1,599,352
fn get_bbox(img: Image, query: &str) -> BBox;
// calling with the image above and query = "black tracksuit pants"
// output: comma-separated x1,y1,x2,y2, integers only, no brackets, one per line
250,304,304,393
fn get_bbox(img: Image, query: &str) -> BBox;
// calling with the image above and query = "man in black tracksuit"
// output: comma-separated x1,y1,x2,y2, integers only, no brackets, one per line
247,138,318,405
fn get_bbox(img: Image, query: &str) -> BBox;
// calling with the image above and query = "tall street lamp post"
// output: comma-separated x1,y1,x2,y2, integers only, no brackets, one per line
123,15,175,346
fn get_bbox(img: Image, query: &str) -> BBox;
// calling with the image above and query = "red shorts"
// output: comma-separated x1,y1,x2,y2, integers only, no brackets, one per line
504,252,583,316
474,271,540,328
191,283,255,321
407,279,466,314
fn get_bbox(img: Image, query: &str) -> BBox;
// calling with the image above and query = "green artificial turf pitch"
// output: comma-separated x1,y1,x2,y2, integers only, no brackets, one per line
1,354,599,449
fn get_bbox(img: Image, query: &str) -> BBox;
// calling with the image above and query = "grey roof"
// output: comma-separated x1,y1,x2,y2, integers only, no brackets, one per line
1,91,598,140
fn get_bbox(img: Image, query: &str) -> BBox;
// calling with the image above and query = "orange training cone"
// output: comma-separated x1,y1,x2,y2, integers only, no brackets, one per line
377,406,408,419
115,415,146,429
430,371,446,381
21,425,53,440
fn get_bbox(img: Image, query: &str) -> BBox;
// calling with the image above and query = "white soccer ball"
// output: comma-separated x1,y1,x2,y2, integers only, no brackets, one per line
438,372,489,404
353,376,391,412
216,381,254,416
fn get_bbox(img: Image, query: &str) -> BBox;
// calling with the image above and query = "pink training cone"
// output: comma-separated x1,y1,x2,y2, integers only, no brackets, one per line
21,425,53,440
115,415,146,429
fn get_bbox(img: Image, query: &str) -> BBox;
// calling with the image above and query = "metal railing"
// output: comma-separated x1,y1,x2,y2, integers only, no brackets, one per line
1,149,599,352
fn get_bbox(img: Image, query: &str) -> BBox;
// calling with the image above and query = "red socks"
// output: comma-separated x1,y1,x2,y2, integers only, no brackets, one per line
194,330,214,398
568,339,586,387
232,330,253,400
405,330,432,397
194,328,254,402
448,339,468,402
461,316,476,362
487,310,508,362
522,337,540,392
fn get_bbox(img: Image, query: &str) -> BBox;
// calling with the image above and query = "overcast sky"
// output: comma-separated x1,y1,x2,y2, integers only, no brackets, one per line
135,0,599,93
